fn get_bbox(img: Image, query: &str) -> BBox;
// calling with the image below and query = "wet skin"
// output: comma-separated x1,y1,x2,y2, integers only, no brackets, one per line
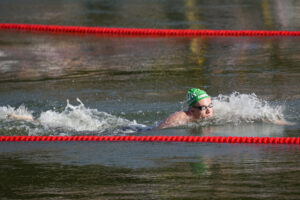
157,97,213,129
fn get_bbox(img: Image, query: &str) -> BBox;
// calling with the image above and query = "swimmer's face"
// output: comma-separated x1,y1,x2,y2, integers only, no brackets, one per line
190,97,213,119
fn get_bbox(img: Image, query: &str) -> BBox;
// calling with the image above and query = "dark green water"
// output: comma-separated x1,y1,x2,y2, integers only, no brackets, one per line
0,0,300,199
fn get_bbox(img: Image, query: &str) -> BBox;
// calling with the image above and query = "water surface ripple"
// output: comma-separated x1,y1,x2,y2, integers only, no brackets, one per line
0,0,300,199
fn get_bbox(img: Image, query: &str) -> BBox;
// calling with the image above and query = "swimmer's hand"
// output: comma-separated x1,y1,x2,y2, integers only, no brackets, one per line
263,119,296,125
7,114,34,121
272,120,295,125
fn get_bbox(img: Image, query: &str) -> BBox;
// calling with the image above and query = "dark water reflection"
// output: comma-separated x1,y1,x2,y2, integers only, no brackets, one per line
1,33,299,100
1,0,300,199
1,142,300,199
0,0,300,30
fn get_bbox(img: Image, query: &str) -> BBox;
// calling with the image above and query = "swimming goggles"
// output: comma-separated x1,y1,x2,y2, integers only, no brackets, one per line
193,104,213,111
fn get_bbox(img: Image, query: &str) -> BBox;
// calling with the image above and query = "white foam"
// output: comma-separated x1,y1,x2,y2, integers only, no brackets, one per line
0,93,290,135
37,98,149,134
1,98,150,135
211,92,285,125
0,105,33,120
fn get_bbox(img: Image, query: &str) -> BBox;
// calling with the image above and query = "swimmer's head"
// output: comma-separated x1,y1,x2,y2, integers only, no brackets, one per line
187,88,213,119
187,88,210,107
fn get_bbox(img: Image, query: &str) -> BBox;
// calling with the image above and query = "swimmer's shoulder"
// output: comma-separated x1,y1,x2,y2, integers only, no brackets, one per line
157,110,189,129
165,111,189,122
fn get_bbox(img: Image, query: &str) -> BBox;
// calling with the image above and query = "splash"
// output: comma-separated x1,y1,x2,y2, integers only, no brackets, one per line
211,92,286,125
38,98,149,134
0,93,292,135
0,104,33,120
1,99,149,135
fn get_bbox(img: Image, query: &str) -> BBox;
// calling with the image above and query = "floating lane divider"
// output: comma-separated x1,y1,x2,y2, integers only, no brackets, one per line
0,23,300,37
0,136,300,145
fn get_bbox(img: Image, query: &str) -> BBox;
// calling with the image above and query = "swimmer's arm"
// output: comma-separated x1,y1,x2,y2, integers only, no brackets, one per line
262,118,295,125
7,114,34,121
272,120,295,125
157,111,187,129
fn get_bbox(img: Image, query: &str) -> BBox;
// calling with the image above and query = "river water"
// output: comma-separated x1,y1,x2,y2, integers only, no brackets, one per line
0,0,300,199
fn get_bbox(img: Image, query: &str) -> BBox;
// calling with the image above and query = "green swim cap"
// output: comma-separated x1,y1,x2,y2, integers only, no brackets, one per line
187,88,210,107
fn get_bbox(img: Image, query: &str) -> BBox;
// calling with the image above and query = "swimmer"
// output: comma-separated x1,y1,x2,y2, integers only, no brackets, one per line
157,88,295,129
157,88,213,129
5,89,294,127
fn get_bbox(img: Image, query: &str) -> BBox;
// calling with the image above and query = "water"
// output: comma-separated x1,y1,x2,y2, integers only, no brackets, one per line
0,0,300,199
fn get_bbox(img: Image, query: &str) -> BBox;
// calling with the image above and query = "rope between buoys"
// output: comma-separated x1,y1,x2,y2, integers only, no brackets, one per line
0,136,299,145
0,23,299,37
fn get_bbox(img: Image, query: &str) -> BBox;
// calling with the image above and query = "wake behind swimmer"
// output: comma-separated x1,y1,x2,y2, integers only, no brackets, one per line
3,91,295,135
